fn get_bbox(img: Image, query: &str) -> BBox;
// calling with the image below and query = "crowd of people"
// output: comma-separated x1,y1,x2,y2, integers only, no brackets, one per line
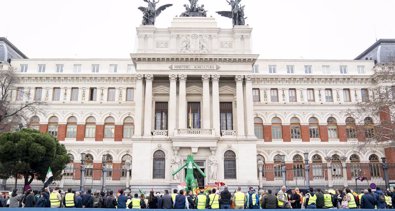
0,185,394,209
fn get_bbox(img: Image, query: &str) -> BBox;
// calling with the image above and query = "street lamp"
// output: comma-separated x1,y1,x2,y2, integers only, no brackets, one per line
80,153,86,192
281,155,286,187
381,157,389,190
101,155,107,192
304,152,310,189
258,160,264,189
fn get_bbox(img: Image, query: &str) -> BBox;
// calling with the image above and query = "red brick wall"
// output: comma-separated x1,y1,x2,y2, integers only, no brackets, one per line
282,126,291,142
93,163,102,180
39,124,48,134
74,163,81,180
112,163,121,181
379,106,391,122
286,163,293,181
301,125,310,142
346,164,352,180
96,125,104,141
263,125,272,142
338,125,347,142
385,147,395,180
114,125,123,142
58,124,66,141
320,125,328,142
76,125,85,141
357,125,366,142
265,164,274,181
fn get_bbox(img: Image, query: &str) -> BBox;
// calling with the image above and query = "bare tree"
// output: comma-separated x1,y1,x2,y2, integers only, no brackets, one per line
0,65,42,132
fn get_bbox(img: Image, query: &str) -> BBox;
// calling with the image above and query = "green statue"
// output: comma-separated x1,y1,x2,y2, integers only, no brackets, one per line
172,155,206,191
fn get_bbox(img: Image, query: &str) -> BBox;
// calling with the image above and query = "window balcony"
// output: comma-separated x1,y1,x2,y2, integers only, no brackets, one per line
221,130,237,137
152,130,168,136
176,129,214,136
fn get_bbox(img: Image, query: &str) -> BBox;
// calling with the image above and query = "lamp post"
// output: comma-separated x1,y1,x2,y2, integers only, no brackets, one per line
258,160,264,189
304,152,310,189
281,155,286,187
80,153,86,192
381,157,389,190
101,155,107,192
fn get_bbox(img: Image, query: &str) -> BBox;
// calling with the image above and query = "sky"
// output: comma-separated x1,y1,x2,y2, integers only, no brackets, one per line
1,0,395,59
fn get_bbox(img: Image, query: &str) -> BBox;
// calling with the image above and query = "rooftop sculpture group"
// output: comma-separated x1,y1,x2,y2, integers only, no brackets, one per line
217,0,247,26
138,0,173,25
180,0,207,17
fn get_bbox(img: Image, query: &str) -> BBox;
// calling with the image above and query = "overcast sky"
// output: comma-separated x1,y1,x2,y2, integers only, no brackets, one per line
2,0,395,59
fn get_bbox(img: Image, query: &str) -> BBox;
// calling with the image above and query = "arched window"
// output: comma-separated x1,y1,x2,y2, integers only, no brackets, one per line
104,116,115,138
123,117,134,138
271,117,282,139
346,117,357,139
331,154,343,177
257,155,265,178
224,151,236,179
48,116,59,137
369,154,381,177
153,150,165,179
254,117,264,139
312,154,323,178
64,154,74,177
364,117,375,139
274,154,283,178
85,116,96,138
103,154,113,178
293,155,304,178
121,154,132,178
29,116,40,131
66,116,77,138
290,117,301,139
327,117,338,139
85,154,94,177
309,117,320,138
350,154,361,178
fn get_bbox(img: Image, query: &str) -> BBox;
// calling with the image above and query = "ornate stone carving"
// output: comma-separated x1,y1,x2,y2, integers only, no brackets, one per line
179,74,187,81
169,74,177,81
138,0,172,25
180,0,207,17
145,74,153,81
211,74,220,81
156,41,169,48
235,75,244,82
179,34,209,54
208,151,218,181
171,154,182,181
221,41,233,48
202,74,210,81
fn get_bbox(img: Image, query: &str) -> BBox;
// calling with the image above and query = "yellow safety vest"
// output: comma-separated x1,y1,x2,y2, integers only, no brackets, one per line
385,196,392,206
323,194,333,208
277,193,287,207
209,194,219,209
50,192,60,208
171,194,177,203
126,199,132,208
250,194,257,206
234,192,245,207
65,193,75,207
197,194,207,209
347,193,357,208
307,193,317,205
131,198,141,209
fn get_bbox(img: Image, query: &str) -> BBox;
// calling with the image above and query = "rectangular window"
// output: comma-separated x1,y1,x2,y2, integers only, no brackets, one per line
107,88,116,101
328,127,338,139
104,125,115,138
66,125,77,138
92,64,100,73
289,88,297,102
252,88,260,102
155,102,168,130
291,125,301,139
52,87,61,101
357,65,365,74
274,164,282,178
287,65,294,74
220,102,233,131
307,89,315,102
268,65,276,74
89,88,97,101
325,89,333,102
340,65,348,74
48,125,58,137
123,125,134,138
272,126,282,139
361,89,369,102
70,87,79,101
16,87,24,101
343,89,351,102
253,65,259,73
312,164,323,177
127,64,134,73
20,64,28,72
85,125,96,138
38,64,46,73
109,64,118,73
270,89,279,102
126,88,134,101
322,65,331,74
187,102,201,129
34,87,42,101
56,64,64,73
309,126,320,138
304,65,312,74
73,64,82,73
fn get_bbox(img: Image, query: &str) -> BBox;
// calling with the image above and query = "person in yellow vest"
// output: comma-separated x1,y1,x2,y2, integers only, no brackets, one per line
49,187,62,208
63,188,75,208
323,190,334,209
246,187,260,209
196,189,209,210
128,193,142,209
171,189,178,205
358,191,364,208
209,188,220,209
234,187,246,209
126,193,133,209
385,192,392,209
345,188,357,209
305,187,317,209
277,186,289,209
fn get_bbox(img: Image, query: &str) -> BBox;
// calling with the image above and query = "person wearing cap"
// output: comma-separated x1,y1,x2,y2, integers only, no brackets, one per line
219,186,232,209
234,187,246,209
246,187,259,209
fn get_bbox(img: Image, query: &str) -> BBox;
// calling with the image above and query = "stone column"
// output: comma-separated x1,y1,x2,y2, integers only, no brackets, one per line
212,75,220,136
202,74,211,129
134,74,144,137
236,75,245,136
125,159,132,188
341,156,348,187
144,74,153,136
325,157,333,188
168,74,178,136
245,75,255,137
178,75,187,129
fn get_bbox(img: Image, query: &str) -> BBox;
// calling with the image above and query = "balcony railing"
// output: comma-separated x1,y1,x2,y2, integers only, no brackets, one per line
176,129,214,136
221,130,237,137
152,130,168,136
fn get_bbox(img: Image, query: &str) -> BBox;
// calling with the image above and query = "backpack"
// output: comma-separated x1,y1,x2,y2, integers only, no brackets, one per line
354,195,360,207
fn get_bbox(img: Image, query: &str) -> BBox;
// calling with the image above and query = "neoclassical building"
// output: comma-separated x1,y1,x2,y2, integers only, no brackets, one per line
1,16,394,191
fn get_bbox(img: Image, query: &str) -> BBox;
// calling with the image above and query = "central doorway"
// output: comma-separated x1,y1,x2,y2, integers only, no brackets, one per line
184,160,205,188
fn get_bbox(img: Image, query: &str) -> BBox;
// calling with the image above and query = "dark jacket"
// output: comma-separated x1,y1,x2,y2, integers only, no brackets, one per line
174,194,186,209
374,190,387,209
82,193,94,208
117,194,127,209
106,195,117,208
361,193,376,209
187,195,195,209
220,189,232,205
161,194,173,209
157,196,163,208
24,193,36,207
75,195,83,208
316,192,324,208
35,193,50,208
148,196,158,209
262,194,277,209
290,193,301,209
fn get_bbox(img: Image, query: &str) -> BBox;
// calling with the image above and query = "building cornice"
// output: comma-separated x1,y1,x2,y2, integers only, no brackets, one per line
130,53,259,64
16,74,136,84
253,75,372,85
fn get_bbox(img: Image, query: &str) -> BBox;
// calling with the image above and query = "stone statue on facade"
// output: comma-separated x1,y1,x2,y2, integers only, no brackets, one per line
138,0,173,25
171,155,182,181
217,0,247,26
180,0,207,17
208,152,218,181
